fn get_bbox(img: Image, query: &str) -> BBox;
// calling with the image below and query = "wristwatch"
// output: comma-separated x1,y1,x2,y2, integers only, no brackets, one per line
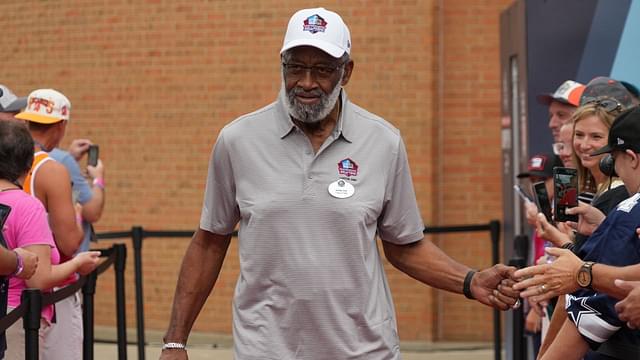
576,261,595,289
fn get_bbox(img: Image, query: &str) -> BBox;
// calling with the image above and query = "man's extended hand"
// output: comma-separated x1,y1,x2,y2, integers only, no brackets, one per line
614,279,640,329
471,264,520,310
513,247,581,303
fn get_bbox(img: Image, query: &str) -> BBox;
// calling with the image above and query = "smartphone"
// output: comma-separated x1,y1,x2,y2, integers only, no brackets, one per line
553,167,579,222
532,181,553,223
87,145,99,167
513,184,532,203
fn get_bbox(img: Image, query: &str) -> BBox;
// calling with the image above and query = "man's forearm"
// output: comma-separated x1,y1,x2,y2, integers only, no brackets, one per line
593,263,640,299
164,229,231,343
81,187,105,223
382,239,469,294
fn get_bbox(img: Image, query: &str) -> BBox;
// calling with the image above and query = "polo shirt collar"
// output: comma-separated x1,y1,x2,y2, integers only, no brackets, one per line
276,90,353,143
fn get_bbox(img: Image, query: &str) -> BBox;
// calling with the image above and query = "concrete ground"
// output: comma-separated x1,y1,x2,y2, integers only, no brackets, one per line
92,326,501,359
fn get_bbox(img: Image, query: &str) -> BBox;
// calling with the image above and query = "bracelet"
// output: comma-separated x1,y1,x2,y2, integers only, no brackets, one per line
162,342,186,350
92,177,105,190
11,250,24,277
561,242,575,251
463,270,477,300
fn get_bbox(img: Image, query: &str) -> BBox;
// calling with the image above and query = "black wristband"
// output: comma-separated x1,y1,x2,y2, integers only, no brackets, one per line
463,270,476,300
561,242,575,251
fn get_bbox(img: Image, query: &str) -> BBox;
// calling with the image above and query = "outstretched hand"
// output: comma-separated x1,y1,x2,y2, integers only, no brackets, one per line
74,251,101,275
512,247,581,303
471,264,520,310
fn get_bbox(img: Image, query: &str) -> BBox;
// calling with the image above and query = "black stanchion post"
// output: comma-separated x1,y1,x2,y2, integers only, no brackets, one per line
489,220,502,360
22,289,42,360
509,235,528,360
114,243,128,360
132,226,146,360
83,271,98,360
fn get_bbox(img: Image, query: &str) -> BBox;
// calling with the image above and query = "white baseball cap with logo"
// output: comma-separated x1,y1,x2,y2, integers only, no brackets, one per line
280,7,351,58
15,89,71,124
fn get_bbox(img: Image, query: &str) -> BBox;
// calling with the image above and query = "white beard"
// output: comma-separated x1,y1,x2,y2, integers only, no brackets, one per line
279,76,343,124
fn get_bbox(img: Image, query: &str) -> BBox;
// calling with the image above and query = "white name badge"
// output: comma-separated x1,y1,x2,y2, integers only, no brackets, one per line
328,179,355,199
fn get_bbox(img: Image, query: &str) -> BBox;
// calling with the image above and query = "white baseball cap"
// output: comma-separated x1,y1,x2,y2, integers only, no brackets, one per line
280,8,351,58
15,89,71,124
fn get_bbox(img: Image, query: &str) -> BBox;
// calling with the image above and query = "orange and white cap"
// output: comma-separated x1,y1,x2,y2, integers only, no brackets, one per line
15,89,71,124
537,80,585,107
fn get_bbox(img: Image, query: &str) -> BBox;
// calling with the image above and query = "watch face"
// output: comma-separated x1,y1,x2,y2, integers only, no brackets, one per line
577,270,590,286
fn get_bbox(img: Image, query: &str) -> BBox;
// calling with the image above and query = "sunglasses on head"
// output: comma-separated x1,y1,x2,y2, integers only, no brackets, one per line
583,97,623,113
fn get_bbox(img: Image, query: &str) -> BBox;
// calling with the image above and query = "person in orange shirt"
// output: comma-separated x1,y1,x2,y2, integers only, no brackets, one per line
15,89,88,360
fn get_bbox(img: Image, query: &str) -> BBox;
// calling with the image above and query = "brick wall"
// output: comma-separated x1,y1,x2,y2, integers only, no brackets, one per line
1,0,512,342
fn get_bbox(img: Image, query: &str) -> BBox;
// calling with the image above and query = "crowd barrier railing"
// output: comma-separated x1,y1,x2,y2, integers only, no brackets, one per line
96,220,502,360
0,243,127,360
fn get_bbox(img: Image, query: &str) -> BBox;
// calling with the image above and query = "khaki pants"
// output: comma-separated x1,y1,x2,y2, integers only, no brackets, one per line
4,308,48,360
41,289,83,360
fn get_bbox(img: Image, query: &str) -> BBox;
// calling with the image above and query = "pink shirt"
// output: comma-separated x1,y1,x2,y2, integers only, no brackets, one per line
1,189,59,322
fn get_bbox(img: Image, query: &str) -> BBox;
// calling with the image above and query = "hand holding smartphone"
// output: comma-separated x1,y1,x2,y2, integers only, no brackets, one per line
553,167,579,222
87,145,99,167
532,181,553,223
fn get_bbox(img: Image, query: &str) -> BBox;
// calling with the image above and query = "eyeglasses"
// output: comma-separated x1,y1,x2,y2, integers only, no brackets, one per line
583,97,623,113
282,62,346,80
552,142,572,156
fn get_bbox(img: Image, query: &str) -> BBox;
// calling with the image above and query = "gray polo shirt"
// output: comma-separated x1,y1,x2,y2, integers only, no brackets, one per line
200,91,424,360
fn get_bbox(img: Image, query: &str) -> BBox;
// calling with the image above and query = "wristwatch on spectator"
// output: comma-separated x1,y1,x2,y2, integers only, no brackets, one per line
576,261,595,289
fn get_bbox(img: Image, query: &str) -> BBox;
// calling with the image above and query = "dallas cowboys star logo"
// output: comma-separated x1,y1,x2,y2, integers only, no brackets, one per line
565,294,621,344
567,295,601,324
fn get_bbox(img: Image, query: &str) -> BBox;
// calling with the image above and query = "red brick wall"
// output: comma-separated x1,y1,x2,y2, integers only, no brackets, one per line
1,0,512,342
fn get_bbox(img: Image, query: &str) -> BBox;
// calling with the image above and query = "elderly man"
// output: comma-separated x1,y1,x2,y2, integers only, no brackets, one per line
161,8,518,359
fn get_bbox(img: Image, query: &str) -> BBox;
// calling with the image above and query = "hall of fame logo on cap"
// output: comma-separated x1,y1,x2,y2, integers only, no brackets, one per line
328,179,355,199
303,14,328,34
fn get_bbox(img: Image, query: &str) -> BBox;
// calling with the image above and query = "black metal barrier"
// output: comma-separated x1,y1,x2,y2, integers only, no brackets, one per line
96,220,501,360
508,234,529,360
0,243,127,360
424,220,502,360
